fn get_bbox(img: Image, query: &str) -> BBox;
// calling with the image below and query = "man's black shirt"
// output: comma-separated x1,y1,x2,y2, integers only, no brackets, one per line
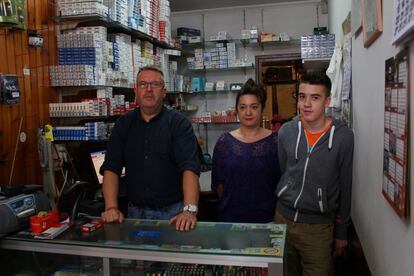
100,107,200,207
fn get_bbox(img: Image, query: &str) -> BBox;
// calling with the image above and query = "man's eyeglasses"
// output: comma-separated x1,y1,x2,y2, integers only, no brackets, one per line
138,81,164,89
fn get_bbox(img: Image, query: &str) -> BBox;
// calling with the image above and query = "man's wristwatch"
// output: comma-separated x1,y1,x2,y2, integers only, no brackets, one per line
183,204,198,214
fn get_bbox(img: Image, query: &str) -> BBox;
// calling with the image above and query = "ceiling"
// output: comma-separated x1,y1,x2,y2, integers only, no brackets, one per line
170,0,314,12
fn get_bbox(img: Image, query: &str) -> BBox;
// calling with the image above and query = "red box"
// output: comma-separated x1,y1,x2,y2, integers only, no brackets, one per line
91,220,104,229
30,215,50,234
80,223,96,232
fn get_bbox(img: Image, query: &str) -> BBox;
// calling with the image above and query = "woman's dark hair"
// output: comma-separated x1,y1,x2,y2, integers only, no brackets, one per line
235,79,267,111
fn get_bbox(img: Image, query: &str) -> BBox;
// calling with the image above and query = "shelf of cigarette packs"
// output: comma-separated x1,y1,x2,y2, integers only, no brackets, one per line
181,38,301,52
300,34,335,71
53,0,177,51
49,86,136,142
191,116,239,124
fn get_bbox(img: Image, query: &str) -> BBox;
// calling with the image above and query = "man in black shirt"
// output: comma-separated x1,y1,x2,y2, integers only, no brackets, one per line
100,66,200,231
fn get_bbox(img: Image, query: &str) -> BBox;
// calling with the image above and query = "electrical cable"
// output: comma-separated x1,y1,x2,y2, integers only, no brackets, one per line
7,117,23,187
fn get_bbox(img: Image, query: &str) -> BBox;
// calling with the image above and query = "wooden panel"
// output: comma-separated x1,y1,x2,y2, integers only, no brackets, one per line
275,83,297,120
0,0,58,187
263,85,273,125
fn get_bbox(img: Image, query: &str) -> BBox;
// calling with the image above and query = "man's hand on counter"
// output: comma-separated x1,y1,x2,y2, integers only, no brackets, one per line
169,211,197,231
101,207,124,223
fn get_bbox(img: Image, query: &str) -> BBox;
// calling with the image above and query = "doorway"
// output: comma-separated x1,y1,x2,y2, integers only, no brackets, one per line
255,53,305,127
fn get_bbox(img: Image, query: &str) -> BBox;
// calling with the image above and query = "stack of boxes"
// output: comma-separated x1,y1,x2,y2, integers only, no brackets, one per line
53,122,108,141
209,31,230,41
226,42,236,67
153,46,162,66
186,48,203,70
301,34,335,59
166,60,177,92
49,102,90,117
51,26,107,86
177,27,201,45
108,33,134,87
206,43,228,69
131,39,142,82
158,48,169,88
127,0,142,30
50,65,96,87
240,26,259,42
49,87,136,119
158,0,171,44
137,0,149,34
186,41,250,70
141,40,155,66
191,77,205,92
56,1,173,46
105,0,129,26
56,0,108,16
148,0,160,39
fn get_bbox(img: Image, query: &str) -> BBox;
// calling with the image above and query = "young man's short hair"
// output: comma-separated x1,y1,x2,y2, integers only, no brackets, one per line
299,72,332,97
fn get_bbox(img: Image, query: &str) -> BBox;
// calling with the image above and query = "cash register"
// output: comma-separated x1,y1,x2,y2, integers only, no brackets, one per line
0,185,50,237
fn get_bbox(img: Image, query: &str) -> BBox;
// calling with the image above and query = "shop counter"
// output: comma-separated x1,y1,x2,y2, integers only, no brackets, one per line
0,218,285,275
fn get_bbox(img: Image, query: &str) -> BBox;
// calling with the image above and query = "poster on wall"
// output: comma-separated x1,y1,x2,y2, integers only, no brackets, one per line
392,0,414,45
382,48,410,218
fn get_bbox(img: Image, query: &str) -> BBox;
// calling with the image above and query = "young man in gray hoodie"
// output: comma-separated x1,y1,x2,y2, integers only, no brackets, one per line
275,72,354,276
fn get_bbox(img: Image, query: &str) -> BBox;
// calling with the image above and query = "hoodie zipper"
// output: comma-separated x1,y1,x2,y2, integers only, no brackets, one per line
277,185,289,197
318,188,324,213
293,124,329,222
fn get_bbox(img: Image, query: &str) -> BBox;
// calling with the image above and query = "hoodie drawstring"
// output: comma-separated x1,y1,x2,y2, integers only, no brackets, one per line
295,121,302,161
328,125,335,149
296,120,336,157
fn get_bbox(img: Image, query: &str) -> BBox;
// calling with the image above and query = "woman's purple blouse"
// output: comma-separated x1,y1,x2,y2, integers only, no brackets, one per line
211,132,281,223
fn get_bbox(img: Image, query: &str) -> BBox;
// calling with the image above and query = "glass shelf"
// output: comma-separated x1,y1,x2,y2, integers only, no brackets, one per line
191,120,240,125
180,38,301,49
302,57,331,70
196,121,239,124
3,219,285,258
1,219,285,275
54,138,109,142
189,64,254,72
50,115,122,119
52,85,134,89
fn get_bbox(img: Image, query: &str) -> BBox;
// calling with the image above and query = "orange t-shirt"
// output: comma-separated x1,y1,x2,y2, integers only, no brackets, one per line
303,121,332,150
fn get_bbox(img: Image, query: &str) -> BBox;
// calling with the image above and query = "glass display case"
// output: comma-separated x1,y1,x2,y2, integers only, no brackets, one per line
0,218,285,275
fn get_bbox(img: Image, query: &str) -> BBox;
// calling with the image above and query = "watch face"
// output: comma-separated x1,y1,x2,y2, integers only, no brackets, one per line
188,205,197,212
184,204,198,213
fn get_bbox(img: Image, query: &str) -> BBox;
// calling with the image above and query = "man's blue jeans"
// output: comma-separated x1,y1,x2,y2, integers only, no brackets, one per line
128,201,183,220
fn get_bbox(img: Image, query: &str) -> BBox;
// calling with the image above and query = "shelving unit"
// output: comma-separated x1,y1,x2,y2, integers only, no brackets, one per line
53,14,179,50
181,38,301,49
189,64,255,71
168,37,260,154
302,57,331,71
50,2,177,142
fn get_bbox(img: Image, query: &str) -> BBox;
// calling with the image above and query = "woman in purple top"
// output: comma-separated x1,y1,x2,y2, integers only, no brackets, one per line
211,79,281,223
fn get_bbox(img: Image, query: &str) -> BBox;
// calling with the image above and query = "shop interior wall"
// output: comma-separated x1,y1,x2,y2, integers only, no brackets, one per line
171,0,328,154
329,1,414,275
0,0,58,187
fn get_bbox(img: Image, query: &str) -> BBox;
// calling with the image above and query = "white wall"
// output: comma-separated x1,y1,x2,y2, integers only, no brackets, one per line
327,0,350,44
172,1,328,154
329,1,414,275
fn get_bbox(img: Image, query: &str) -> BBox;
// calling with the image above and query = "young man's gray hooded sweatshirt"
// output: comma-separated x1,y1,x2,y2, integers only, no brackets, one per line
276,116,354,240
